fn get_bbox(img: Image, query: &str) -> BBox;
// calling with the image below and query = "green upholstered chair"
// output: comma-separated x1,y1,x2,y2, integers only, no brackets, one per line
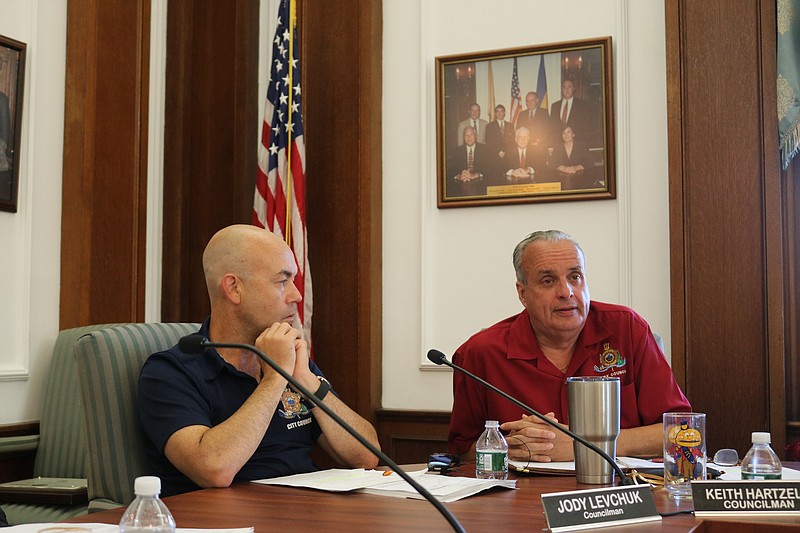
74,322,199,511
0,324,121,525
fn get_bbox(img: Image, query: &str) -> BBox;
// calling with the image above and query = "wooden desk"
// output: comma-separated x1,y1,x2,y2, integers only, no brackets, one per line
66,467,800,532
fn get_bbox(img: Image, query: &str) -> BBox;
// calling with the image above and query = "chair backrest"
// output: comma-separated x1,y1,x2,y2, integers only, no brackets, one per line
34,323,123,478
74,322,199,511
1,324,121,525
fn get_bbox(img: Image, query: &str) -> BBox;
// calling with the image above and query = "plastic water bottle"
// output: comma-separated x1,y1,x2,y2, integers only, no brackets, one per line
475,420,508,480
741,432,782,480
119,476,176,533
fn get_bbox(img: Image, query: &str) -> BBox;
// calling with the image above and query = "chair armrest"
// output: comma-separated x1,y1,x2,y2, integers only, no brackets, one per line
0,434,40,455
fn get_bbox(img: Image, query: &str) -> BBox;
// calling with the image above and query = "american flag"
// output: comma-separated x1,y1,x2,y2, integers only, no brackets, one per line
509,57,522,127
253,0,313,345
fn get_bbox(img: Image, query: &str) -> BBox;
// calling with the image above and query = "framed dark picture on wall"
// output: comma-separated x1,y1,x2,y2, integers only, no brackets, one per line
435,37,615,208
0,34,26,213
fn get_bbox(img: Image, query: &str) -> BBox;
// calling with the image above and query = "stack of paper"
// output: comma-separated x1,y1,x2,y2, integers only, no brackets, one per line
509,456,662,474
253,468,516,502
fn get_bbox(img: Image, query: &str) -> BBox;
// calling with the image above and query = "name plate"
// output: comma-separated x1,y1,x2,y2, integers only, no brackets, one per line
541,484,660,532
692,480,800,516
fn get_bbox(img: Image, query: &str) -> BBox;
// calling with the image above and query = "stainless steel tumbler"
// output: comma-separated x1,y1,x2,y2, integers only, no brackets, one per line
567,376,620,484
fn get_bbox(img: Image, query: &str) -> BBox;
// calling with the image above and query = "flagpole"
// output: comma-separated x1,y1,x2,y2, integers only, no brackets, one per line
284,0,296,246
487,61,495,122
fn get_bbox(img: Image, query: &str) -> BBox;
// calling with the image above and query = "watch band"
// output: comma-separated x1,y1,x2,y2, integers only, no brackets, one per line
309,376,331,408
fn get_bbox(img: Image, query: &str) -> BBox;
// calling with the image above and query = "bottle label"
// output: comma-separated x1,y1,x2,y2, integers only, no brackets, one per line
741,472,782,480
476,450,508,472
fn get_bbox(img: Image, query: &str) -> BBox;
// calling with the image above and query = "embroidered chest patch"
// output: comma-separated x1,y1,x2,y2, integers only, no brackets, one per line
594,342,627,372
278,387,310,419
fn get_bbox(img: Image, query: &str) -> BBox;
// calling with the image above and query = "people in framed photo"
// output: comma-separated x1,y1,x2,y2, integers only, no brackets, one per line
435,37,615,208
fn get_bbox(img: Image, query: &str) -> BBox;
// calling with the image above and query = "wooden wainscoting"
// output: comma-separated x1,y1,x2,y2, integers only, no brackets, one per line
376,409,451,465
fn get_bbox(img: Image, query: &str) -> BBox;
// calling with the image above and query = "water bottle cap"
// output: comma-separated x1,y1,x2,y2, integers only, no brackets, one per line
134,476,162,496
484,420,499,428
751,432,771,444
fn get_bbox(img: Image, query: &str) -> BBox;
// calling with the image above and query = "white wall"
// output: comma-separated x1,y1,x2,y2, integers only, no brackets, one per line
382,0,671,411
0,0,67,424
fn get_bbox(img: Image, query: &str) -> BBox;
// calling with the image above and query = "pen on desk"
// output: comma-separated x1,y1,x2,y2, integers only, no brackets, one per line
382,470,393,476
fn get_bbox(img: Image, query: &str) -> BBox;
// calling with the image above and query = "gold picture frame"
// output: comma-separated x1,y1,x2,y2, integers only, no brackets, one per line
0,34,26,213
436,37,615,208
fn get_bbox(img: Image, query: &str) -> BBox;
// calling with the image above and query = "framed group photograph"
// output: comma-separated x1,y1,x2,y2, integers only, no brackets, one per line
0,34,26,213
435,37,615,208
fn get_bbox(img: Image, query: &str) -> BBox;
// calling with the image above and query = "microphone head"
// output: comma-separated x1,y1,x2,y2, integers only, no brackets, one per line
179,334,209,354
427,349,448,365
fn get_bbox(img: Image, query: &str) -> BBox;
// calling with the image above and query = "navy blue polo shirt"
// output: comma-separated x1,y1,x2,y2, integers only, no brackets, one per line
138,318,324,496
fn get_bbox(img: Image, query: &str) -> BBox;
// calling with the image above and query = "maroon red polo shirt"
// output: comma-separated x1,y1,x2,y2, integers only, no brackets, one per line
448,301,691,456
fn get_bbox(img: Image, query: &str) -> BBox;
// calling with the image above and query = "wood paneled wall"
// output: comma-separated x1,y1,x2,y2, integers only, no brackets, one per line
666,0,787,456
161,0,260,322
376,410,451,465
60,0,151,328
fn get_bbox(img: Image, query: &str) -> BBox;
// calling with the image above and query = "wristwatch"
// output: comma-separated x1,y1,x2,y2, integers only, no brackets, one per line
309,375,331,408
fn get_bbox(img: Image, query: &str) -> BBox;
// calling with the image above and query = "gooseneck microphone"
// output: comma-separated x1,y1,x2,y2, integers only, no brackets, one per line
427,349,633,485
180,335,466,533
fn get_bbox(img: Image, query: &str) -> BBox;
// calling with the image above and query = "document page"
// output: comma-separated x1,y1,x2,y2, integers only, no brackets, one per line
253,468,516,502
510,456,662,474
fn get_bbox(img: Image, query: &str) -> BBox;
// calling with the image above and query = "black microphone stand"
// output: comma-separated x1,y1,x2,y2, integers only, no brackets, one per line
183,336,467,533
427,349,632,485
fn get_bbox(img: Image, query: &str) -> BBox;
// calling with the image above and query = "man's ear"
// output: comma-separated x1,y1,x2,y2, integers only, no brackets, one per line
516,280,527,309
220,273,242,304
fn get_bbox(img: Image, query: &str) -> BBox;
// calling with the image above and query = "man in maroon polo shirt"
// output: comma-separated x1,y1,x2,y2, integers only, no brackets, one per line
448,230,690,462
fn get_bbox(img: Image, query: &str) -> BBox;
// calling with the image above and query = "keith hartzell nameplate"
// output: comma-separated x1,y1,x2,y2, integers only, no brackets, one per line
692,480,800,516
541,484,659,532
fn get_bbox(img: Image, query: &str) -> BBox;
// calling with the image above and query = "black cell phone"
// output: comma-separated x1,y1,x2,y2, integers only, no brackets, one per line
427,452,460,473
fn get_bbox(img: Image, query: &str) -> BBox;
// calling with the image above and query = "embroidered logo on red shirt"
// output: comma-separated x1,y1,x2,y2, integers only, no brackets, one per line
594,343,627,372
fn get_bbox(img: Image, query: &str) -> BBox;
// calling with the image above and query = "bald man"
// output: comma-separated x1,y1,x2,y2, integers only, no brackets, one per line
138,225,379,496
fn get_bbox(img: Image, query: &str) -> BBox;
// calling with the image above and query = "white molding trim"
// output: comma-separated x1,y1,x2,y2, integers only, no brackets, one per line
419,1,441,370
2,0,42,381
615,0,633,306
145,0,167,322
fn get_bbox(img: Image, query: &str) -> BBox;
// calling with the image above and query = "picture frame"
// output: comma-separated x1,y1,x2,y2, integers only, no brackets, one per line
0,34,26,213
435,37,615,208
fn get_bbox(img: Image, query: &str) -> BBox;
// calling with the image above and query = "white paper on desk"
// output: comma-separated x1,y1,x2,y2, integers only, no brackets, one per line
510,456,662,473
715,465,800,481
2,524,253,533
359,472,516,503
251,468,422,492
